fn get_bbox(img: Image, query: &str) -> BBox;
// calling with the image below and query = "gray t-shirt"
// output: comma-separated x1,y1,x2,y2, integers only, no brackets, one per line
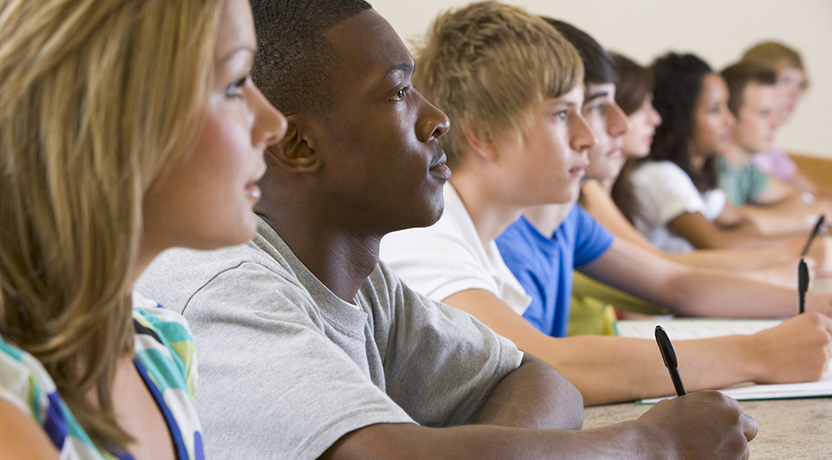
136,217,522,459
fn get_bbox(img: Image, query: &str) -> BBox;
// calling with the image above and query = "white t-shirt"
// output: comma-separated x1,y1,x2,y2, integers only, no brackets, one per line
631,161,726,252
380,183,532,316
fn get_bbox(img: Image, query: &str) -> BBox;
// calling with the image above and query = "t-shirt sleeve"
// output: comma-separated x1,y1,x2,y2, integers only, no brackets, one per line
371,263,523,427
572,207,614,268
181,262,415,460
632,162,709,226
380,215,499,302
132,293,198,396
747,162,771,202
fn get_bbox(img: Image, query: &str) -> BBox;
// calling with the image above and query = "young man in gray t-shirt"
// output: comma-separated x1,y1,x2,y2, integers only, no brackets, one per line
138,1,756,459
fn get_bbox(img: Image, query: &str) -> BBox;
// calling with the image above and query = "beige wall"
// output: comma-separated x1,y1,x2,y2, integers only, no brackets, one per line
373,0,832,157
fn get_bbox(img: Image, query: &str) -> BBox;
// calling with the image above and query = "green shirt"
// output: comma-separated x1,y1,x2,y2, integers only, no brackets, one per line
716,156,770,206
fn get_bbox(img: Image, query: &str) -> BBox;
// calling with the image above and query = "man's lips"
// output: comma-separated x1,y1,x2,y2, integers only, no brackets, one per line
430,152,452,180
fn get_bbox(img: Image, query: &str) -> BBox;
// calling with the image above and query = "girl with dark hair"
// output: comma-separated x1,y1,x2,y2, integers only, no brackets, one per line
625,52,804,251
579,53,821,287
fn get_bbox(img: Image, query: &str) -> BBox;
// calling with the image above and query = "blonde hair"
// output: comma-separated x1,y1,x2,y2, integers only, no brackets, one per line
741,41,809,90
0,0,223,448
414,1,583,169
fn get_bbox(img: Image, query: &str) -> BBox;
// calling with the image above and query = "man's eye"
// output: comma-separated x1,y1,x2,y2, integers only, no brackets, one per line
389,86,410,102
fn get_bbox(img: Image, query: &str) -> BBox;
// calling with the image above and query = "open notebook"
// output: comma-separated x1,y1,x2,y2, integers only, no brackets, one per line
614,318,832,404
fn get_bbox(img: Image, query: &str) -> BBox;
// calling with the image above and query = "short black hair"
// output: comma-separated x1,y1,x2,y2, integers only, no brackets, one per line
721,62,777,116
542,18,615,85
249,0,372,116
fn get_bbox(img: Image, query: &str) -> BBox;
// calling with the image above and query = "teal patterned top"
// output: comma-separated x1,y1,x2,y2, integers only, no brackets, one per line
0,292,204,459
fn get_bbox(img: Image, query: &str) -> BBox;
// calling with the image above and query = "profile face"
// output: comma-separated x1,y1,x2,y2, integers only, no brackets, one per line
142,0,287,253
622,93,662,159
310,9,451,234
491,84,594,206
582,83,630,181
733,82,779,153
691,73,735,157
777,66,806,122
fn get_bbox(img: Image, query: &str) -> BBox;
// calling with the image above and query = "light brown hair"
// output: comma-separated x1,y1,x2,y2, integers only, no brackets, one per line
413,1,583,170
741,41,809,90
0,0,223,448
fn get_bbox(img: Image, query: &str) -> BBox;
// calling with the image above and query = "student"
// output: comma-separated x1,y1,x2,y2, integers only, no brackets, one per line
138,1,757,458
741,41,816,194
630,53,810,251
580,54,824,289
0,0,286,458
716,62,829,235
379,9,832,408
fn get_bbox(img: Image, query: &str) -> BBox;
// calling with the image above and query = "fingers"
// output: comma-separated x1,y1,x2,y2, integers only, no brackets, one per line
742,413,758,442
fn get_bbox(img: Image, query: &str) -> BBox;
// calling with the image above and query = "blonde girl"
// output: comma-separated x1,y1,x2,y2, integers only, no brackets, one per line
0,0,285,458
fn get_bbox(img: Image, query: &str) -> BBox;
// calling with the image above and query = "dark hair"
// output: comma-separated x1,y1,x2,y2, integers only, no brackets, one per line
249,0,372,116
611,53,653,115
609,53,654,224
647,52,717,193
542,18,615,85
721,62,777,116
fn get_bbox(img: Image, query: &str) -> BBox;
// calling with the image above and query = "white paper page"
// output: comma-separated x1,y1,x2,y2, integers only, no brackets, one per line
614,319,832,404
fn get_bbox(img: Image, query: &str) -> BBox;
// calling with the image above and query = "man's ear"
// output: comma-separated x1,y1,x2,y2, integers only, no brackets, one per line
266,115,322,173
462,126,498,162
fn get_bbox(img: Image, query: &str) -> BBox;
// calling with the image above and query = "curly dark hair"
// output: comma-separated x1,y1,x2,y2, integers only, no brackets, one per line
645,52,717,193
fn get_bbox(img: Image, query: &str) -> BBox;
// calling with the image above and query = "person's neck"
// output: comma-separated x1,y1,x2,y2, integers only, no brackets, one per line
597,177,616,194
721,142,753,169
258,206,379,303
450,173,524,249
523,200,576,238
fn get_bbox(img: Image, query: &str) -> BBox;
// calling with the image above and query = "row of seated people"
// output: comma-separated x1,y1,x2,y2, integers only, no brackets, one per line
2,0,828,459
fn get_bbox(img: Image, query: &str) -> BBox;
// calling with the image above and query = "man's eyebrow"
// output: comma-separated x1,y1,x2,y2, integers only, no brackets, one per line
583,91,609,105
381,62,415,82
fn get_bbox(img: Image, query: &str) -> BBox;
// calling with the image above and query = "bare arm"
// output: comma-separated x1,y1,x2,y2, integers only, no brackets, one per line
579,238,832,318
751,176,797,205
580,181,803,270
0,398,59,460
580,238,803,318
473,354,583,429
439,288,831,405
667,210,796,250
320,391,756,460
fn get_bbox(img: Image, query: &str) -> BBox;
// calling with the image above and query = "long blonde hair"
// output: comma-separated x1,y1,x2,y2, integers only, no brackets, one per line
0,0,223,448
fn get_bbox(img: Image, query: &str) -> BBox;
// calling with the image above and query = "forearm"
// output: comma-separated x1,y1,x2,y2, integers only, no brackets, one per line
667,269,797,317
474,354,583,430
665,245,797,271
535,335,758,405
322,418,663,460
739,206,814,237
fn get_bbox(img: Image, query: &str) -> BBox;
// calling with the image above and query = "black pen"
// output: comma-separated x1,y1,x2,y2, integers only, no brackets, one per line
801,214,825,257
655,325,686,397
799,258,809,314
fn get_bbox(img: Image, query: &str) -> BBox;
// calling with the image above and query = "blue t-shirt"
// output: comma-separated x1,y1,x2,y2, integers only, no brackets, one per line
496,206,614,337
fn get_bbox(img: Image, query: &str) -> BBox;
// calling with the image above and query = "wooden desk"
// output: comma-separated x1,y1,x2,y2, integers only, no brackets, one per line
583,397,832,459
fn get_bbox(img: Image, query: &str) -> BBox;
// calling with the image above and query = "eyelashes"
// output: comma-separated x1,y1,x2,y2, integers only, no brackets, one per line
226,76,249,98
